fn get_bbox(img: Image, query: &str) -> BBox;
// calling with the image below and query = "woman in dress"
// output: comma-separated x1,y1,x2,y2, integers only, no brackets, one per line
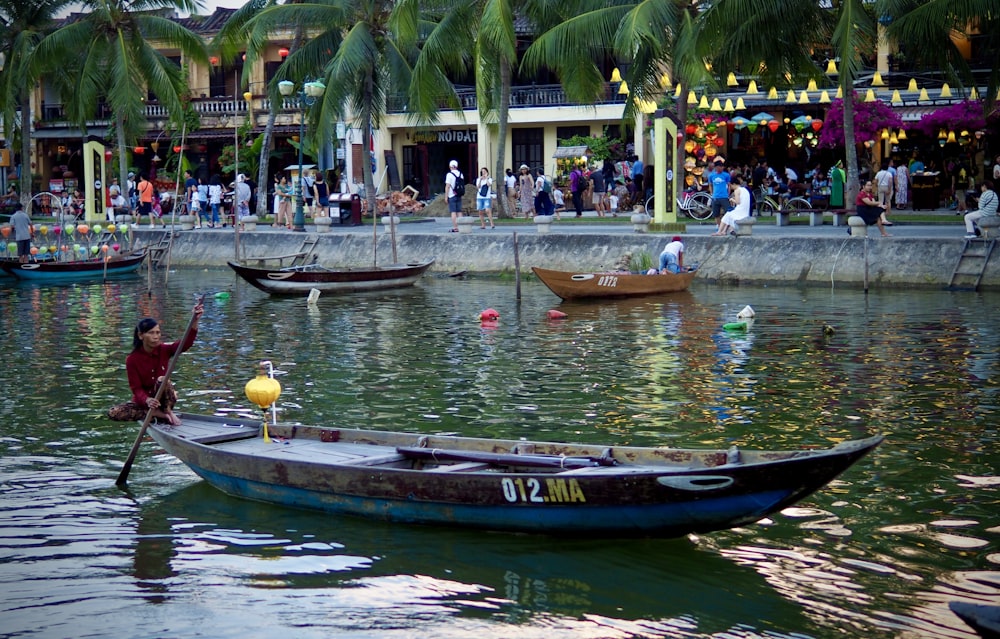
517,164,535,218
894,161,910,210
714,176,751,236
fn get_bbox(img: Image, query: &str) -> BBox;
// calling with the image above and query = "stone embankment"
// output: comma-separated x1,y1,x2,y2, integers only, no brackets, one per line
146,228,994,290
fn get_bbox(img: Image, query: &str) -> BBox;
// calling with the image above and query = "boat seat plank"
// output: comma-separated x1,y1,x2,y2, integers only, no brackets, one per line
346,453,408,466
432,461,491,473
186,430,260,445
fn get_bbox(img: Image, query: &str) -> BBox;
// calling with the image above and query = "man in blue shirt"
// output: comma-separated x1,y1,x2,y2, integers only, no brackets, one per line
631,155,645,200
709,160,731,220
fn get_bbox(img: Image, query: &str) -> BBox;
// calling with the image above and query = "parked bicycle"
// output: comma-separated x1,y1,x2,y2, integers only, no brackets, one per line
753,187,811,215
644,189,713,221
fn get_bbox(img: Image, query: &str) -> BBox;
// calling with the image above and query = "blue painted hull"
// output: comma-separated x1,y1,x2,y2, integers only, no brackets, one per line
147,413,882,537
1,252,144,281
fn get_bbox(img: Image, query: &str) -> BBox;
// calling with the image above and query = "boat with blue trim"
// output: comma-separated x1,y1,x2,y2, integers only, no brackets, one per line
146,412,881,537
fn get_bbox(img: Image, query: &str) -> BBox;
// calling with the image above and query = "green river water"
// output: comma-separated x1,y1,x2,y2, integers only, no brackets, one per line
0,270,996,639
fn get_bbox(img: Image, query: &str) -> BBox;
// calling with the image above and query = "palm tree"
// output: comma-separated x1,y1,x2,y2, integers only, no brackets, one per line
879,0,1000,114
242,0,456,217
415,0,564,218
35,0,207,209
214,0,284,217
0,0,73,208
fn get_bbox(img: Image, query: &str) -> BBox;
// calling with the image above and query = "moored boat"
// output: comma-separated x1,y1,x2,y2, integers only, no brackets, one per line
0,250,146,281
227,258,435,295
532,266,696,300
949,602,1000,639
146,412,882,537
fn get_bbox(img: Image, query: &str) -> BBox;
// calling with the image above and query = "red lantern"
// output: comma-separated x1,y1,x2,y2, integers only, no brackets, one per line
173,145,182,153
134,146,145,155
209,56,219,66
768,121,780,133
811,119,823,131
104,150,113,162
278,47,289,58
685,123,697,135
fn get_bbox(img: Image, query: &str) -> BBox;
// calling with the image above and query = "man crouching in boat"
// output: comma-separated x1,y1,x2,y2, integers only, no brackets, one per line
656,236,685,273
107,301,204,426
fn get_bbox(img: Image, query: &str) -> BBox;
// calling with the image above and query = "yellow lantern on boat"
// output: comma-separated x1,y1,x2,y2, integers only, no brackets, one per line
245,363,281,442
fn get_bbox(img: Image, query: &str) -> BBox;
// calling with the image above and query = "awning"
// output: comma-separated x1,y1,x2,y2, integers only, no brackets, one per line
895,105,938,122
552,145,588,158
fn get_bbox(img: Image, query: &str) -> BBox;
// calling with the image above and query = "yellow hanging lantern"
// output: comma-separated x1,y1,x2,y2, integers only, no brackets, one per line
245,363,282,442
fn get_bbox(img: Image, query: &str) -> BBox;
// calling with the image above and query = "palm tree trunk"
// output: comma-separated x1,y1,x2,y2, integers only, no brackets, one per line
255,106,277,217
116,114,129,216
362,75,376,220
18,96,31,211
494,60,512,218
842,93,859,211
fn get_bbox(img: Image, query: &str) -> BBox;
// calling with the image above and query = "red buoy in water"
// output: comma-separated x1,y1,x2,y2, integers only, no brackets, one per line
546,309,567,319
479,308,500,321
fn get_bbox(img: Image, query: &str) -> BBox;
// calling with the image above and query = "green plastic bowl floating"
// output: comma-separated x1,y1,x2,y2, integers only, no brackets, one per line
214,291,230,299
723,321,748,331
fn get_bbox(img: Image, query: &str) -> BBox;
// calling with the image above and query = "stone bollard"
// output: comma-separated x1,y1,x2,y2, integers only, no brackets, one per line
115,214,133,226
847,216,868,237
533,215,553,233
978,215,1000,239
734,217,756,236
630,212,651,233
382,215,401,233
314,216,332,233
243,215,259,231
456,216,475,233
178,214,196,230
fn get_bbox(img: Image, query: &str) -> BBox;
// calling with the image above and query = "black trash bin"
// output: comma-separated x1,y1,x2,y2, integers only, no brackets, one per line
349,194,362,225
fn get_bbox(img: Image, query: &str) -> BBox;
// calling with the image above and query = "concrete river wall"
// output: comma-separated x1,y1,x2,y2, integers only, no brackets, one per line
149,229,997,290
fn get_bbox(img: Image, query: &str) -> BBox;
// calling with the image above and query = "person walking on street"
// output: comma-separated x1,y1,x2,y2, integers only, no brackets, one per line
590,166,606,217
504,168,517,218
445,160,465,232
571,165,587,217
475,167,495,229
874,160,894,225
517,164,535,218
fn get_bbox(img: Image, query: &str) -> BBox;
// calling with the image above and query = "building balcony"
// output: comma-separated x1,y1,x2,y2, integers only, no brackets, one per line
386,83,628,113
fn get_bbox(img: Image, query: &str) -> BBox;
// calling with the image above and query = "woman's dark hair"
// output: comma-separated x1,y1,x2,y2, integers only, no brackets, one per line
984,179,994,190
133,318,158,350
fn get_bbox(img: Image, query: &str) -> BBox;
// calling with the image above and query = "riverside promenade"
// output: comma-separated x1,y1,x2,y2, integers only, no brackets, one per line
147,207,997,290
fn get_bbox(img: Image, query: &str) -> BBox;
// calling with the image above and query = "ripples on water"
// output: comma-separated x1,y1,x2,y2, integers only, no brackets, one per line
0,272,997,638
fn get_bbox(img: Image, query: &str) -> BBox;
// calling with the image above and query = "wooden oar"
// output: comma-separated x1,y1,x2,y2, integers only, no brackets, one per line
115,294,205,486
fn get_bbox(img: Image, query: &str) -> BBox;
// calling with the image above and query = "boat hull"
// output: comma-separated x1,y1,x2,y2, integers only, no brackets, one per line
1,252,145,281
532,266,696,300
227,259,434,295
147,413,882,537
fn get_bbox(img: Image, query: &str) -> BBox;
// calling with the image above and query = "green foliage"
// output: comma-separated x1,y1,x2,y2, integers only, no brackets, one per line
629,251,653,272
559,133,628,161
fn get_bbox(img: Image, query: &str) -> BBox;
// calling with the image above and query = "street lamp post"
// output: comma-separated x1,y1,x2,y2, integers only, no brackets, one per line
278,79,326,231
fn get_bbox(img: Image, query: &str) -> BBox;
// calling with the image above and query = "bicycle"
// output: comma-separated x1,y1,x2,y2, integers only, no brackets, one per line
753,187,811,215
644,189,714,221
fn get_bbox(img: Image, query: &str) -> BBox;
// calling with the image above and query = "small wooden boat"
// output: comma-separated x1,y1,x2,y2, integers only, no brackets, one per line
949,602,1000,639
532,266,696,300
227,258,435,296
0,251,145,281
146,412,882,537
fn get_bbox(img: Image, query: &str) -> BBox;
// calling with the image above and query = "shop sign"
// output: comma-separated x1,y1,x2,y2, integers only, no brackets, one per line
412,129,478,144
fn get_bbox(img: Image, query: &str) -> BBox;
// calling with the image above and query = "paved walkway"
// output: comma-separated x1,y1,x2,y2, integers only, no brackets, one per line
215,206,966,240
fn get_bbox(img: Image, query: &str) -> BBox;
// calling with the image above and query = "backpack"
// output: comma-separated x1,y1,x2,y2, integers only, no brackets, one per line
450,170,465,197
574,171,588,193
542,177,553,194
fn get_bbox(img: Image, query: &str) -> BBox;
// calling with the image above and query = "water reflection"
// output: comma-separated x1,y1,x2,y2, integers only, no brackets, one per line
0,272,998,638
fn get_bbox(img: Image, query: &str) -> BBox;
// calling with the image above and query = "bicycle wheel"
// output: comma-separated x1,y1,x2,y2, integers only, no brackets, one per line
785,197,811,212
758,198,777,216
644,195,654,213
686,191,714,220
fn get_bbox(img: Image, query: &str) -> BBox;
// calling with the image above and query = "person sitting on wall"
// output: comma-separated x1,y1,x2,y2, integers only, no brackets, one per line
854,180,891,237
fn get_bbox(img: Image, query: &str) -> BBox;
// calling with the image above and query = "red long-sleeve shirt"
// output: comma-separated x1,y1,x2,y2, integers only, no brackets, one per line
125,329,198,405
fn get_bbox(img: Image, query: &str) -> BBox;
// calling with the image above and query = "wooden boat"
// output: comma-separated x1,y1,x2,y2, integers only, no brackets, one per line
227,258,435,296
950,602,1000,639
146,412,882,537
532,266,696,300
0,250,145,281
